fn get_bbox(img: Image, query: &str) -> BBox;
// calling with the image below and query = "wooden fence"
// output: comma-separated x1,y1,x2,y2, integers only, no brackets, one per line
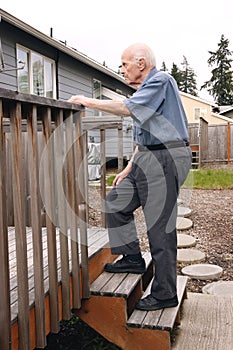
188,118,233,166
0,88,89,350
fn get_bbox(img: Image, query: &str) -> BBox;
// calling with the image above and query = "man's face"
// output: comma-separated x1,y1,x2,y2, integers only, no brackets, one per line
120,52,144,87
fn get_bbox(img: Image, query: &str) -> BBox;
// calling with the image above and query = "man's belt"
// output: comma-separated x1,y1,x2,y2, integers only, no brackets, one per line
138,140,189,151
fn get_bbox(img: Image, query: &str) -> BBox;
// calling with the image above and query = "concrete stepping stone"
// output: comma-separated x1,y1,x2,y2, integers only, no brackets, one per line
176,217,193,231
177,249,206,264
177,206,192,218
181,264,223,280
202,281,233,296
177,234,196,248
177,198,183,206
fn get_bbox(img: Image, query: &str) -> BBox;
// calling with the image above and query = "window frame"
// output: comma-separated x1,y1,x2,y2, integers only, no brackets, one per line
194,107,207,121
16,44,56,99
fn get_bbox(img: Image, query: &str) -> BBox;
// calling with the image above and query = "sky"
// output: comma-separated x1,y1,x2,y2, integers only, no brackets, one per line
1,0,233,101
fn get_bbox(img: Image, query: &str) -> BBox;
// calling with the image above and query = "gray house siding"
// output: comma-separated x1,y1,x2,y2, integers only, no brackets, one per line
0,12,134,161
57,54,93,101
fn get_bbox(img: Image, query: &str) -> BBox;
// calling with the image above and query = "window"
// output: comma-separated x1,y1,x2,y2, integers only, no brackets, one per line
92,79,125,116
194,107,207,120
17,45,56,98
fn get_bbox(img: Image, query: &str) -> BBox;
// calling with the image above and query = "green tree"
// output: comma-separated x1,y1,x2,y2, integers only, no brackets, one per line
170,63,183,89
160,61,168,72
179,56,198,96
201,34,233,105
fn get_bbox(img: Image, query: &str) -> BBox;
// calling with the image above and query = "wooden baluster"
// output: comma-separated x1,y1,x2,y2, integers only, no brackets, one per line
100,129,106,228
42,107,59,333
118,124,124,172
27,105,46,348
0,99,11,349
54,109,70,320
10,102,30,350
64,111,81,309
74,111,90,299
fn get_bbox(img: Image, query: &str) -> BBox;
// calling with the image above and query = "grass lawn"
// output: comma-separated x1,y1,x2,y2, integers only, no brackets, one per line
107,167,233,190
184,167,233,189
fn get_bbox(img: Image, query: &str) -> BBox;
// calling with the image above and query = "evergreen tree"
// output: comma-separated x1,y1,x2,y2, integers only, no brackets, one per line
170,63,183,89
201,34,233,105
160,61,168,72
179,56,198,96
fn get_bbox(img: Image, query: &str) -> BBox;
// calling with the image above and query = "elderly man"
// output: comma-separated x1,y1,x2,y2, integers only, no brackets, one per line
68,43,192,311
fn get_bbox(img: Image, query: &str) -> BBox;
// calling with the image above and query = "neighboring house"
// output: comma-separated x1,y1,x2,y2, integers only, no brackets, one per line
0,8,231,166
180,91,233,125
0,8,134,162
219,106,233,120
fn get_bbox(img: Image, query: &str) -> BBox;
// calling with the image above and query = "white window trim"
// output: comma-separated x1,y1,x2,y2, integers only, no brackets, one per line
17,44,56,99
194,107,207,120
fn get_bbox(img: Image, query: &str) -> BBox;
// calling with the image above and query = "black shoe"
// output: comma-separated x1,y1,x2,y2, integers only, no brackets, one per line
104,255,146,274
135,294,178,311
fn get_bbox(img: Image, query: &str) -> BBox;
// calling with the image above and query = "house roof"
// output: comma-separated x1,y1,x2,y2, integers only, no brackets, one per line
179,90,217,107
0,8,225,113
0,8,126,84
219,106,233,114
211,112,233,123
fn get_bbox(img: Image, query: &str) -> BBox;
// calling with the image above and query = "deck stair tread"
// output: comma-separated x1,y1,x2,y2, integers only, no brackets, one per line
90,252,152,297
127,275,188,331
9,226,110,323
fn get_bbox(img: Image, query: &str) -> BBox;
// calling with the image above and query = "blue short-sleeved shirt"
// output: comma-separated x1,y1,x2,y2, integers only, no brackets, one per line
124,67,189,145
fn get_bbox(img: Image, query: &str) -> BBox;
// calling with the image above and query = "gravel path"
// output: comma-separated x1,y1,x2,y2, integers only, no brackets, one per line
45,186,233,349
88,186,233,293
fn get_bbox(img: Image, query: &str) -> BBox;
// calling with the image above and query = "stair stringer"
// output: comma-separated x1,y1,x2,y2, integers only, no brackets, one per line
75,293,171,350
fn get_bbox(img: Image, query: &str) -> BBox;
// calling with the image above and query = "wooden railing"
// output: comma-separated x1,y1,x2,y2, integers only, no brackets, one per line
82,116,124,227
0,88,89,350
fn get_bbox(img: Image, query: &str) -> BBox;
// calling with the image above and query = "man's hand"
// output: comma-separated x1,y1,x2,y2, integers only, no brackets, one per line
68,95,90,107
113,162,132,186
68,95,131,116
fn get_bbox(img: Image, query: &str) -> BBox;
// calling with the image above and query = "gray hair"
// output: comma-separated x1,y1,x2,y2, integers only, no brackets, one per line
126,43,156,67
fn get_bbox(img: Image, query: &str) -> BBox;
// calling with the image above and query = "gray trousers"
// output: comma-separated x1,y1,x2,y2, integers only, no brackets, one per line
105,146,192,300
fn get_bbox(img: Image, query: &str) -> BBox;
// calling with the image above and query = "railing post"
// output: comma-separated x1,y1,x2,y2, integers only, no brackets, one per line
0,99,11,350
118,124,123,172
227,122,231,164
10,102,30,350
100,129,107,228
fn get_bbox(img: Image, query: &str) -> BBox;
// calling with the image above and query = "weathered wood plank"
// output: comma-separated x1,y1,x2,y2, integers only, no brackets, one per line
157,276,188,330
100,273,127,295
91,272,115,294
10,226,109,323
10,102,30,350
128,276,188,331
42,107,59,333
100,129,106,227
27,105,46,348
64,111,81,310
0,98,11,349
0,87,82,112
115,252,152,297
79,204,90,298
55,110,71,320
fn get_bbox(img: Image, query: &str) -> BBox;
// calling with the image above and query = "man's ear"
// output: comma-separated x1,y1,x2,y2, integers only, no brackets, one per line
138,57,146,71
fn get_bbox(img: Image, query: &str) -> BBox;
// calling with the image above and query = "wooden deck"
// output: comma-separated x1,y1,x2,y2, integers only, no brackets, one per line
9,226,109,324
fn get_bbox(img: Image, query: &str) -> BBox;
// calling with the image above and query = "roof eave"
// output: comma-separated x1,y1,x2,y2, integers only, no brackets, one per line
0,8,127,84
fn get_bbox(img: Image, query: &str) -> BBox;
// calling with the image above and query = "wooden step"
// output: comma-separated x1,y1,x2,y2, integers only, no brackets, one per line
75,256,188,350
91,252,153,298
90,252,153,315
127,275,188,331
